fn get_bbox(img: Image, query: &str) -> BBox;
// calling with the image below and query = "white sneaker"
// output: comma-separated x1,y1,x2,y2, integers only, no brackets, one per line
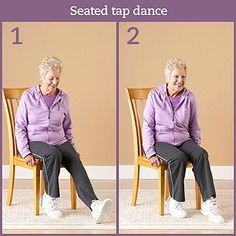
91,199,112,224
165,197,188,218
40,193,63,219
201,197,224,224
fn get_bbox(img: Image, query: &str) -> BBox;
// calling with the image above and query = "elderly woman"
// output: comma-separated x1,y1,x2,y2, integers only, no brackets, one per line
15,56,111,222
143,58,224,224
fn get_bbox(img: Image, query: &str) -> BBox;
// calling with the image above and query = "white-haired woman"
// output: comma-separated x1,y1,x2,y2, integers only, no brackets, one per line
15,56,111,223
143,58,224,224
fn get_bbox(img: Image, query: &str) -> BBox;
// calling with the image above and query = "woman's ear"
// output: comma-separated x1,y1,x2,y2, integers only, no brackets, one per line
40,72,46,81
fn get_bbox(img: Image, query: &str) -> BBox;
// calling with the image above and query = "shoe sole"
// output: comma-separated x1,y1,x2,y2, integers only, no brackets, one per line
200,209,207,216
95,199,112,224
165,202,187,218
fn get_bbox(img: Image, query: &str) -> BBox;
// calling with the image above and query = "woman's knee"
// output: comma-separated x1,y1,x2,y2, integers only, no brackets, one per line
45,148,62,162
174,153,188,165
199,148,209,161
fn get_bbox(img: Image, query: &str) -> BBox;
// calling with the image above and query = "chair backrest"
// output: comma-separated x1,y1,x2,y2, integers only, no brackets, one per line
2,88,27,159
126,88,152,157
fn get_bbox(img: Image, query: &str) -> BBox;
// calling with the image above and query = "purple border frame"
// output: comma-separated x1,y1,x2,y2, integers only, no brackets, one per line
116,22,120,235
0,0,235,236
0,0,235,22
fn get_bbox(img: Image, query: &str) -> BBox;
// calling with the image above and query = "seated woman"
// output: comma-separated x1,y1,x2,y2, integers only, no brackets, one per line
143,58,224,224
15,56,111,223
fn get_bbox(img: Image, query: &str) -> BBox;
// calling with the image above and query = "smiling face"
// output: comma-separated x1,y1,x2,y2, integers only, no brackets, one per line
41,69,61,95
166,66,186,96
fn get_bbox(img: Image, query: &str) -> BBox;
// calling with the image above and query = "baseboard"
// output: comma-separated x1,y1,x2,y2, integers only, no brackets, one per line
2,165,116,180
2,165,233,180
119,165,234,180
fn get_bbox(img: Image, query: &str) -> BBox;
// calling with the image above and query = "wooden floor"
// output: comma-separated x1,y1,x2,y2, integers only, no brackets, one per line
3,179,234,234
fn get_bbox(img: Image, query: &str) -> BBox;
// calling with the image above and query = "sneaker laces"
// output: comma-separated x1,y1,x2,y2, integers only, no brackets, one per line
174,201,185,211
91,200,101,209
48,198,59,211
207,198,221,215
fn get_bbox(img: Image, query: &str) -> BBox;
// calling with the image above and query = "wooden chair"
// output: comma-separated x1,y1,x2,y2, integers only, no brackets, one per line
3,88,77,215
126,88,201,216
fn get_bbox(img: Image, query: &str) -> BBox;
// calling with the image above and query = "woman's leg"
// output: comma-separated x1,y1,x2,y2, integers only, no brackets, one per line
56,141,98,209
155,142,188,202
178,139,216,201
29,141,62,198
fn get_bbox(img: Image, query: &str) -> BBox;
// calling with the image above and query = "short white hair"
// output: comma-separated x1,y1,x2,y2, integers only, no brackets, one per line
164,58,187,80
39,56,62,79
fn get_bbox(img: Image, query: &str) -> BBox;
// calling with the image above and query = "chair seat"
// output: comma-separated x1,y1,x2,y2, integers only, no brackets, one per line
138,155,167,170
138,155,193,169
13,155,72,169
13,155,42,169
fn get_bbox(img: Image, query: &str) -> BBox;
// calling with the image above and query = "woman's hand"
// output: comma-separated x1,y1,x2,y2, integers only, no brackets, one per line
149,155,161,167
24,154,35,166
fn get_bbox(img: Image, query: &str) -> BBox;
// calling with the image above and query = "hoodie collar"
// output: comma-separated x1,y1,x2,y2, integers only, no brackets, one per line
160,83,189,98
159,83,190,110
31,84,63,98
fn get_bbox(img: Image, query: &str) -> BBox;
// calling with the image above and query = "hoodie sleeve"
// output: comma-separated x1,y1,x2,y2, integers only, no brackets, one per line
15,92,31,158
63,95,76,150
189,94,201,145
143,90,156,158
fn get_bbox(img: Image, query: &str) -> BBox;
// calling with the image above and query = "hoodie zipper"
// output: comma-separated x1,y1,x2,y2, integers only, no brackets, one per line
166,97,175,143
37,90,62,142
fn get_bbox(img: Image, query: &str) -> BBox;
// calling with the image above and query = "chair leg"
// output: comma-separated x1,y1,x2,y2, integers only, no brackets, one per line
158,165,165,216
6,164,15,206
40,171,45,197
164,170,169,201
195,181,201,210
33,165,40,215
70,175,77,210
131,161,140,206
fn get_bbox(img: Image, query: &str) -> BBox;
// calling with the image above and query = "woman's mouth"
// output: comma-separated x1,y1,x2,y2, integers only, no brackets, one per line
174,83,183,88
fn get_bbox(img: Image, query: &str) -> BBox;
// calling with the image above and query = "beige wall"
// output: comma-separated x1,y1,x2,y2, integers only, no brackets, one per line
2,22,234,167
2,22,116,165
120,22,234,165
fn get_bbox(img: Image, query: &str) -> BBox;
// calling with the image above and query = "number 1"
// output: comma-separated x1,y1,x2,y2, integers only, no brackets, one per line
11,27,23,45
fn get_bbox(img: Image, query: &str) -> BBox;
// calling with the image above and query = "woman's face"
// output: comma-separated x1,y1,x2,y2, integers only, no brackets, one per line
41,69,61,95
167,66,186,93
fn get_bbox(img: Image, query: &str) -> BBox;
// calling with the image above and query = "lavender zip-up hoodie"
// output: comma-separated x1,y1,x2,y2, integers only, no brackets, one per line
15,85,75,158
143,83,201,158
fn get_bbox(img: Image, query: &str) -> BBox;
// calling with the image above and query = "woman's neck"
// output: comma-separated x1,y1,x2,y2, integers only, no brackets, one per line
40,85,56,96
167,85,183,97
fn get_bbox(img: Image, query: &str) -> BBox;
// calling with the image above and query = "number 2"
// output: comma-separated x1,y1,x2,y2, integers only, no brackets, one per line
127,27,139,45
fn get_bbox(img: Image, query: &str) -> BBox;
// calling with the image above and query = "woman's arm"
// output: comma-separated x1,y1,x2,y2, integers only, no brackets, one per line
15,92,31,158
189,95,201,145
143,90,156,158
63,96,76,149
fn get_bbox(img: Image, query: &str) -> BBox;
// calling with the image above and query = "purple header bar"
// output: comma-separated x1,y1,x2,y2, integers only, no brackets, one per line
0,0,235,22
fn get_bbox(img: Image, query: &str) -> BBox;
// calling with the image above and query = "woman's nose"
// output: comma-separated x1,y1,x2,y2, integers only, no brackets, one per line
52,79,58,84
177,76,184,82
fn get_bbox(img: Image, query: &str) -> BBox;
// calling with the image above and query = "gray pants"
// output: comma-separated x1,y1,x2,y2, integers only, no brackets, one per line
155,139,216,202
29,141,98,209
